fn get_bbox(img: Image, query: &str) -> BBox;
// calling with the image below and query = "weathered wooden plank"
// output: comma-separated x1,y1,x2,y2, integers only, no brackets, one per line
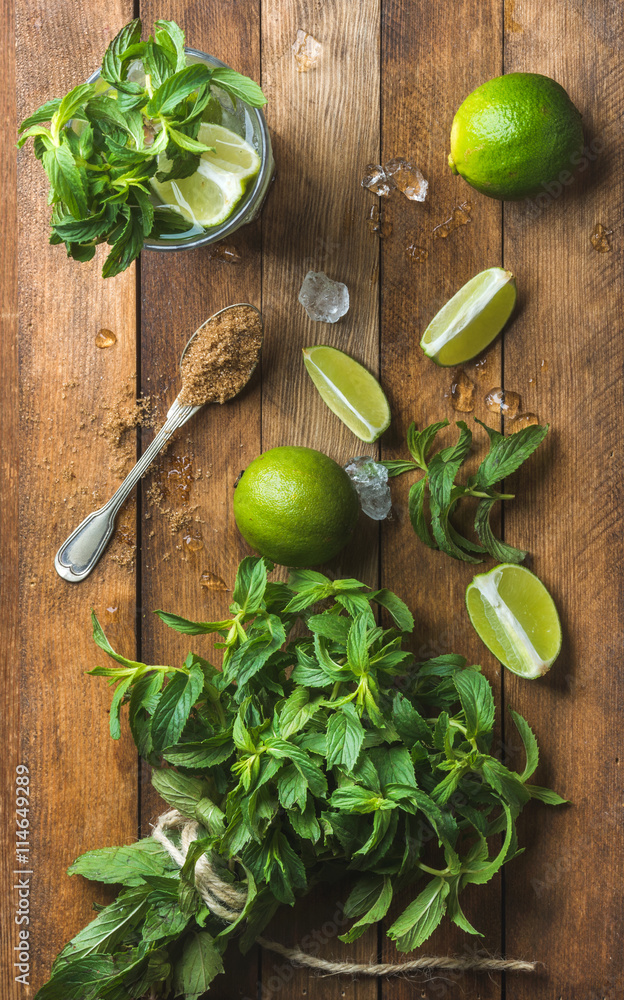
259,0,380,995
137,3,263,997
503,2,624,996
379,1,504,997
14,1,138,992
1,0,20,993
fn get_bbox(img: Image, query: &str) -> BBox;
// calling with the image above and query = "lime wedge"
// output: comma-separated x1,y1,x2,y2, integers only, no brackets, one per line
302,346,391,443
466,563,561,679
420,267,516,366
150,124,260,228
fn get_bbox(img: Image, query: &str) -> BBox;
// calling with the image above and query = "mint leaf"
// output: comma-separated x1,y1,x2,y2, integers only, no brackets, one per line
382,458,419,478
162,732,235,769
340,875,393,943
407,418,449,469
428,421,472,510
326,703,365,770
18,98,62,131
156,610,232,635
211,67,267,107
371,588,414,631
150,661,205,754
408,477,435,548
453,668,495,740
101,18,143,85
231,556,269,614
68,839,175,886
146,64,213,116
167,125,215,154
481,758,531,811
475,418,549,488
509,708,539,780
528,785,568,805
172,931,224,1000
388,877,450,952
50,83,95,140
42,143,88,220
474,496,527,563
155,19,187,72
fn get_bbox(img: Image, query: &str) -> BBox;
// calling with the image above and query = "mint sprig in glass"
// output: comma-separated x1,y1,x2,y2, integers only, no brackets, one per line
18,19,271,277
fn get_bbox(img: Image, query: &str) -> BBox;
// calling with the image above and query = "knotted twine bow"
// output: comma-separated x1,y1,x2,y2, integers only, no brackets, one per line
152,809,537,978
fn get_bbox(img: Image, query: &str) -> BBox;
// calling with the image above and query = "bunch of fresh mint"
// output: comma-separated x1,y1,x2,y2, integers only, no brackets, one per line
384,417,549,563
35,557,564,1000
17,19,266,278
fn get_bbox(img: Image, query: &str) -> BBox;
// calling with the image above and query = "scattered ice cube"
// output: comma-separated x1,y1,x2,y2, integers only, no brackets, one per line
450,370,475,412
344,457,392,521
485,386,521,418
206,244,241,263
385,158,428,202
590,222,612,253
509,412,540,434
405,244,429,263
292,29,323,71
298,271,349,323
433,202,472,239
367,205,393,238
362,164,394,197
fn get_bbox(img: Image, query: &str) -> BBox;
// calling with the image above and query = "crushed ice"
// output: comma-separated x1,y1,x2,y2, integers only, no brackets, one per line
344,457,392,521
362,158,428,202
298,271,349,323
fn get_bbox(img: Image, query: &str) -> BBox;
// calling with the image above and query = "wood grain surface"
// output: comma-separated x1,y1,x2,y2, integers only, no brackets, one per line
2,0,623,998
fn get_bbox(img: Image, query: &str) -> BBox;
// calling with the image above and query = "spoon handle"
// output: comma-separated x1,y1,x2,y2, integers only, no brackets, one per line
55,398,201,583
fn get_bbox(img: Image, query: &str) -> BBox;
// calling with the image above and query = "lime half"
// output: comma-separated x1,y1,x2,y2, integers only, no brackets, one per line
466,564,561,679
150,124,260,228
302,346,391,443
420,267,516,366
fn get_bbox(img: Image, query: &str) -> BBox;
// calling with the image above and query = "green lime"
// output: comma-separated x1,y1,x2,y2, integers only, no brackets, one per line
420,268,516,366
150,123,260,228
233,446,360,567
448,73,584,200
466,563,562,679
302,346,391,443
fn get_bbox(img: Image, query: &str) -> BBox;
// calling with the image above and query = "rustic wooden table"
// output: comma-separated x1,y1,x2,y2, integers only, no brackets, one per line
2,1,623,997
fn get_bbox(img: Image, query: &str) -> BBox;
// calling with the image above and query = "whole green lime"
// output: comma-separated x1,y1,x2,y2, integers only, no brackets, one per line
233,446,360,567
448,73,584,200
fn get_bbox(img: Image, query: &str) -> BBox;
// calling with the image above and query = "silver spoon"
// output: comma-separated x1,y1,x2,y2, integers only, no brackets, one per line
55,303,263,583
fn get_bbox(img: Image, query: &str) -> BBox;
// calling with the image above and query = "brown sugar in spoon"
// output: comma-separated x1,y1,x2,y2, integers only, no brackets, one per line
55,303,263,583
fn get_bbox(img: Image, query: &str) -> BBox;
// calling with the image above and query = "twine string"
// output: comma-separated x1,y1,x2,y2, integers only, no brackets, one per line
152,809,537,977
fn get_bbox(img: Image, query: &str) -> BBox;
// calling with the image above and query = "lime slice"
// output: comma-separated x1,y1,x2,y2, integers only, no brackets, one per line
302,346,391,443
420,267,516,366
466,563,561,679
196,123,261,181
150,124,260,228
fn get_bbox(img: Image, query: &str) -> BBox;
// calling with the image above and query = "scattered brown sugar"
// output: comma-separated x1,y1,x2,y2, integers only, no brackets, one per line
178,305,263,406
145,453,211,543
101,393,152,449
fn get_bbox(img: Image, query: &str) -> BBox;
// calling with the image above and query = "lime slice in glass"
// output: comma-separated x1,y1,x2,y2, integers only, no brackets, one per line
420,267,516,366
302,345,391,443
196,123,261,181
466,563,561,679
150,124,260,228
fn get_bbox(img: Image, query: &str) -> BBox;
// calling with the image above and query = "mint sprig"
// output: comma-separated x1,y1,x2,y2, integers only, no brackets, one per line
34,557,564,1000
383,418,549,563
18,18,267,277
